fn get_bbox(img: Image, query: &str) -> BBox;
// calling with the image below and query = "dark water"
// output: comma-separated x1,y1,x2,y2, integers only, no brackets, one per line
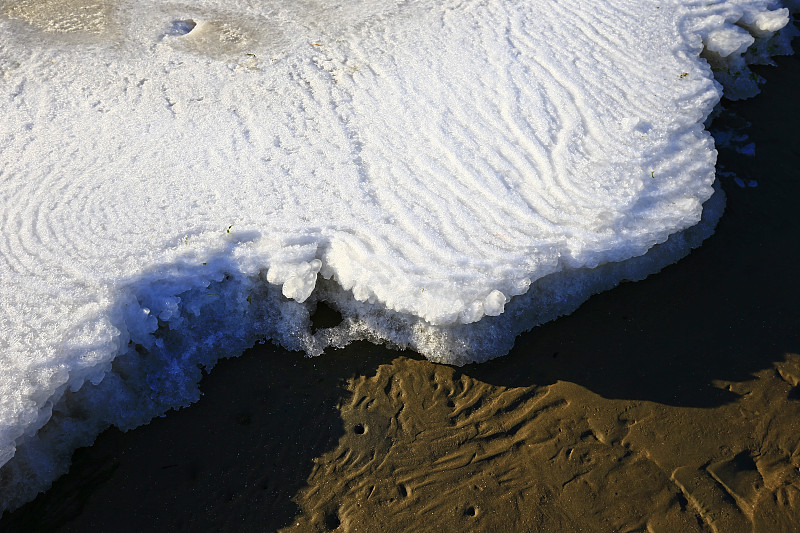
2,29,799,533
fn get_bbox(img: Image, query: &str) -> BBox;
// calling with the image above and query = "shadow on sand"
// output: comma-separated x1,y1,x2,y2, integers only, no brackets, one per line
0,339,402,533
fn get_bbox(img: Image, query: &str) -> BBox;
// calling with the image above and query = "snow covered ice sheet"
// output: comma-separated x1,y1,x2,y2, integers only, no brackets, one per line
0,0,795,511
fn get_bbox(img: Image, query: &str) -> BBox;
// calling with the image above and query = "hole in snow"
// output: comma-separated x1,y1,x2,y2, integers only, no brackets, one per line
169,19,196,36
310,300,343,333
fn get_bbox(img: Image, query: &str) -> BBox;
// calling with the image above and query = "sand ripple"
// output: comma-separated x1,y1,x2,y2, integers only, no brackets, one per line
285,355,800,532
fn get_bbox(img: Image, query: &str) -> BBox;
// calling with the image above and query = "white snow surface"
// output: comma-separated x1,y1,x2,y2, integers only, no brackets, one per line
0,0,795,511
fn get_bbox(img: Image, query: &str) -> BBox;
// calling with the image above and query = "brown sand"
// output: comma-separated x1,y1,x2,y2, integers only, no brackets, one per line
2,21,799,533
283,355,800,532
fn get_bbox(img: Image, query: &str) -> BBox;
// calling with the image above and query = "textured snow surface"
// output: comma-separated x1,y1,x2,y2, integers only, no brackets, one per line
0,0,794,511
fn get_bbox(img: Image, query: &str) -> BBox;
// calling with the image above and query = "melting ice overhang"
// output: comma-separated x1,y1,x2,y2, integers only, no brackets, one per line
0,0,796,512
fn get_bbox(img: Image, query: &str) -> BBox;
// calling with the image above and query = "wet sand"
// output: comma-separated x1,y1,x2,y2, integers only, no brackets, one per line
2,31,800,533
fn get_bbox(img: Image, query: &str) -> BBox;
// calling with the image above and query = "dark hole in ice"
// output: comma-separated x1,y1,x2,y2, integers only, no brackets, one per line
353,423,365,435
310,300,344,333
323,509,341,530
398,484,408,498
169,19,196,36
465,506,477,517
